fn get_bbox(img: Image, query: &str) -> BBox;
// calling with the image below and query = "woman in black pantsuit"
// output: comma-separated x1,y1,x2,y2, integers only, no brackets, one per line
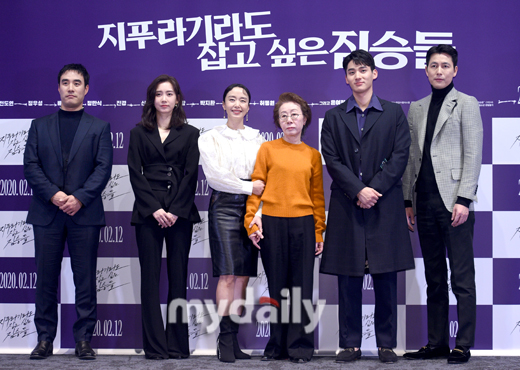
128,75,200,360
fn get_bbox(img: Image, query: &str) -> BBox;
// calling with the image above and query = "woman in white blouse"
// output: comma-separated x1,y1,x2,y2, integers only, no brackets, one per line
198,84,264,363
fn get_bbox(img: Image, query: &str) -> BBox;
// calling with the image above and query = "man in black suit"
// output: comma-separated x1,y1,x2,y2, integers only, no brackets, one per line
320,50,414,364
23,64,113,360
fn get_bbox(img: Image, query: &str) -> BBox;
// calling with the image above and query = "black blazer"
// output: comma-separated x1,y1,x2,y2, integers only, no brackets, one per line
23,111,113,226
128,123,201,224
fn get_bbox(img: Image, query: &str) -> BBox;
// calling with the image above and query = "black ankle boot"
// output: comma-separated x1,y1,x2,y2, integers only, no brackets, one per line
217,316,235,363
229,314,251,359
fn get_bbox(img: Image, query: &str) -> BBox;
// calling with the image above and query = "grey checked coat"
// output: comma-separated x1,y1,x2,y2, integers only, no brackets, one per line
402,88,483,212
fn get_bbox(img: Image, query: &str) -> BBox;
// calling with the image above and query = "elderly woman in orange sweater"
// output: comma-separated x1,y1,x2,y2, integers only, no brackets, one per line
244,92,326,363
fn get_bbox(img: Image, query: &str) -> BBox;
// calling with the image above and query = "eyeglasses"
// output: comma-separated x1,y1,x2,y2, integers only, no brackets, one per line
279,113,300,122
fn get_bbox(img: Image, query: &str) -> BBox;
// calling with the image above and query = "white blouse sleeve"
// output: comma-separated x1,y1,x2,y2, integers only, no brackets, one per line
198,132,254,195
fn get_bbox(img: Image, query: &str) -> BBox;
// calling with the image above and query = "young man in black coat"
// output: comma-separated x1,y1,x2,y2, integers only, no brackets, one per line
320,50,414,364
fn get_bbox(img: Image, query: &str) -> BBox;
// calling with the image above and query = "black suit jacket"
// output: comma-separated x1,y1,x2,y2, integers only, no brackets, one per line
127,123,201,224
320,97,414,276
23,111,113,226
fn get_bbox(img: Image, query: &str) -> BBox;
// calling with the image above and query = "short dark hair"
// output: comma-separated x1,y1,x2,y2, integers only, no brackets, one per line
273,92,312,137
222,83,251,103
139,74,187,130
58,64,90,86
426,44,458,67
342,50,376,73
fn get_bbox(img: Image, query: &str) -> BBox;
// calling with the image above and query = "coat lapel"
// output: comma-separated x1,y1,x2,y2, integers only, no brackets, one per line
433,88,458,141
145,126,167,161
416,95,431,155
46,112,63,167
163,125,181,147
68,111,93,164
338,104,360,144
362,98,384,137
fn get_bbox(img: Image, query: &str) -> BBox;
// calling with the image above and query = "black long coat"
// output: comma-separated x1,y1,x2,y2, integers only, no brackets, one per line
319,97,414,276
127,123,201,224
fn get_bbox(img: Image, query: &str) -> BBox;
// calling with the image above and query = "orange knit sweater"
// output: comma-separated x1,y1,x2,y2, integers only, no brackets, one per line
244,138,326,243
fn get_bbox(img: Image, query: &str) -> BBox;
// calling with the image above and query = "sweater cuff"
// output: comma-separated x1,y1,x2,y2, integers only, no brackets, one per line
247,224,259,236
456,196,472,208
404,200,413,208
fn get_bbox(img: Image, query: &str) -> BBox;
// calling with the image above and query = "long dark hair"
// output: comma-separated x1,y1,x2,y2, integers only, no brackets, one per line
139,74,187,130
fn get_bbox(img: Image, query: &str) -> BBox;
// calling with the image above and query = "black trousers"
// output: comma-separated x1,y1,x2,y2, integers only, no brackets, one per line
33,211,100,343
416,192,476,348
338,271,397,348
260,215,316,361
135,216,193,358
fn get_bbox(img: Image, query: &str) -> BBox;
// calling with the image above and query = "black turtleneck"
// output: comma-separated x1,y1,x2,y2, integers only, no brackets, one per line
415,82,453,194
59,108,83,166
413,82,471,208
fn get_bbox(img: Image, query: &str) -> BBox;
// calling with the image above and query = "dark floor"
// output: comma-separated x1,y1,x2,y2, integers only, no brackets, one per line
0,354,517,370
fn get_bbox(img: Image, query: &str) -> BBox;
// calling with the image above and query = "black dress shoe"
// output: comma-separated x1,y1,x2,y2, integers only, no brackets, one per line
403,344,451,360
145,354,165,360
169,354,189,359
335,347,361,362
75,341,96,360
30,341,53,360
290,358,309,363
261,354,289,361
447,346,471,364
378,348,398,363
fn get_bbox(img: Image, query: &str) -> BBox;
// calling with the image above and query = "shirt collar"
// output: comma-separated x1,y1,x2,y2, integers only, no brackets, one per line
217,124,260,141
346,94,382,113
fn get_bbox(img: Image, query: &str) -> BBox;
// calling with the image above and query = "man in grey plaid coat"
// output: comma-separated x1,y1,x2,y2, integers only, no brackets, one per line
402,45,483,364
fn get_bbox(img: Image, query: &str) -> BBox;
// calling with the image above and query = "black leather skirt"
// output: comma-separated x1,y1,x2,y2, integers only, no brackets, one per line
208,190,258,277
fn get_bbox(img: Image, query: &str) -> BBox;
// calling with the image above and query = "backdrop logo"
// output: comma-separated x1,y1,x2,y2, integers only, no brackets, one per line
0,130,28,159
97,13,453,72
498,85,520,105
449,320,459,338
511,320,520,335
362,275,374,290
362,312,375,339
512,226,520,240
0,220,33,249
0,310,36,341
255,321,270,337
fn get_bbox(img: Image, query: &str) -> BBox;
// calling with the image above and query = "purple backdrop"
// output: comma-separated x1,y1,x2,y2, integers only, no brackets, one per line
1,0,519,355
